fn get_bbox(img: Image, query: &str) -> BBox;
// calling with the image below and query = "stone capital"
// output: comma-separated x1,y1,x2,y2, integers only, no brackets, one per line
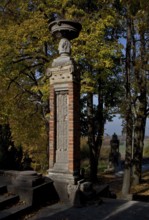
46,64,79,84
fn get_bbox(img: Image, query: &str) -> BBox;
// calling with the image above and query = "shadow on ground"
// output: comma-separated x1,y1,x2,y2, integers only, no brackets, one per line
29,198,149,220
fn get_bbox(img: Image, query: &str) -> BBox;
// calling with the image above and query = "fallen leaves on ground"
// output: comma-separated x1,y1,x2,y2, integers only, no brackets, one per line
101,170,149,197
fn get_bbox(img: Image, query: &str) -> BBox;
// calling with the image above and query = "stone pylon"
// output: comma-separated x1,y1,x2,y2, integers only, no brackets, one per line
46,20,82,202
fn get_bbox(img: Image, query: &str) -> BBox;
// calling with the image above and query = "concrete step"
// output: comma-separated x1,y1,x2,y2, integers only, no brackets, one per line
0,194,19,210
0,203,31,220
0,171,58,219
0,186,7,195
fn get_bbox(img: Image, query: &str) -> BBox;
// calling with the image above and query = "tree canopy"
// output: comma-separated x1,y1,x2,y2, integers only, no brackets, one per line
0,1,148,184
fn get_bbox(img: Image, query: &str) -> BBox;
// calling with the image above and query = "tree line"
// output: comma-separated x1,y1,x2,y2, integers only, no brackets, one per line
0,0,148,196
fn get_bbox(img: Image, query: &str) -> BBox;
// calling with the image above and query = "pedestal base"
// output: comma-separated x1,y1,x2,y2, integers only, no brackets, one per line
48,169,81,204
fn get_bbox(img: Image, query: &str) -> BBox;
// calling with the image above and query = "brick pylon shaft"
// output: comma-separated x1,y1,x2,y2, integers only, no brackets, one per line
48,64,80,176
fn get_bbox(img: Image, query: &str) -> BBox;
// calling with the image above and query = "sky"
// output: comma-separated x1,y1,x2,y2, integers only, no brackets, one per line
104,115,123,136
105,115,149,137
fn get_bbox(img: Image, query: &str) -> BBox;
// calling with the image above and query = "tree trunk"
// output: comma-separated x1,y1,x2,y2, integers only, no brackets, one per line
86,80,105,182
95,82,105,172
122,15,133,195
133,116,146,185
132,88,147,185
132,30,147,185
122,106,133,195
87,92,98,182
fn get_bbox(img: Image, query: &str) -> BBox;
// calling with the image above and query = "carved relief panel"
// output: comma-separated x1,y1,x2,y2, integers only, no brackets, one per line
55,90,68,168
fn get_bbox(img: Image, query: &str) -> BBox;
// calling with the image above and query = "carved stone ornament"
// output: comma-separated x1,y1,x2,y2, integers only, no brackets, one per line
58,38,71,56
49,19,82,67
49,19,82,40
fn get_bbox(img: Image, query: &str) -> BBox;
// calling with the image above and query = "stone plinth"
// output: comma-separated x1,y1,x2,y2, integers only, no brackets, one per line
12,171,43,187
2,170,59,206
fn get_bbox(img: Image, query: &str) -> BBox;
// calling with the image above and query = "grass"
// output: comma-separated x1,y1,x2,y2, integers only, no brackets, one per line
80,137,110,174
80,136,149,176
98,160,108,172
143,138,149,157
